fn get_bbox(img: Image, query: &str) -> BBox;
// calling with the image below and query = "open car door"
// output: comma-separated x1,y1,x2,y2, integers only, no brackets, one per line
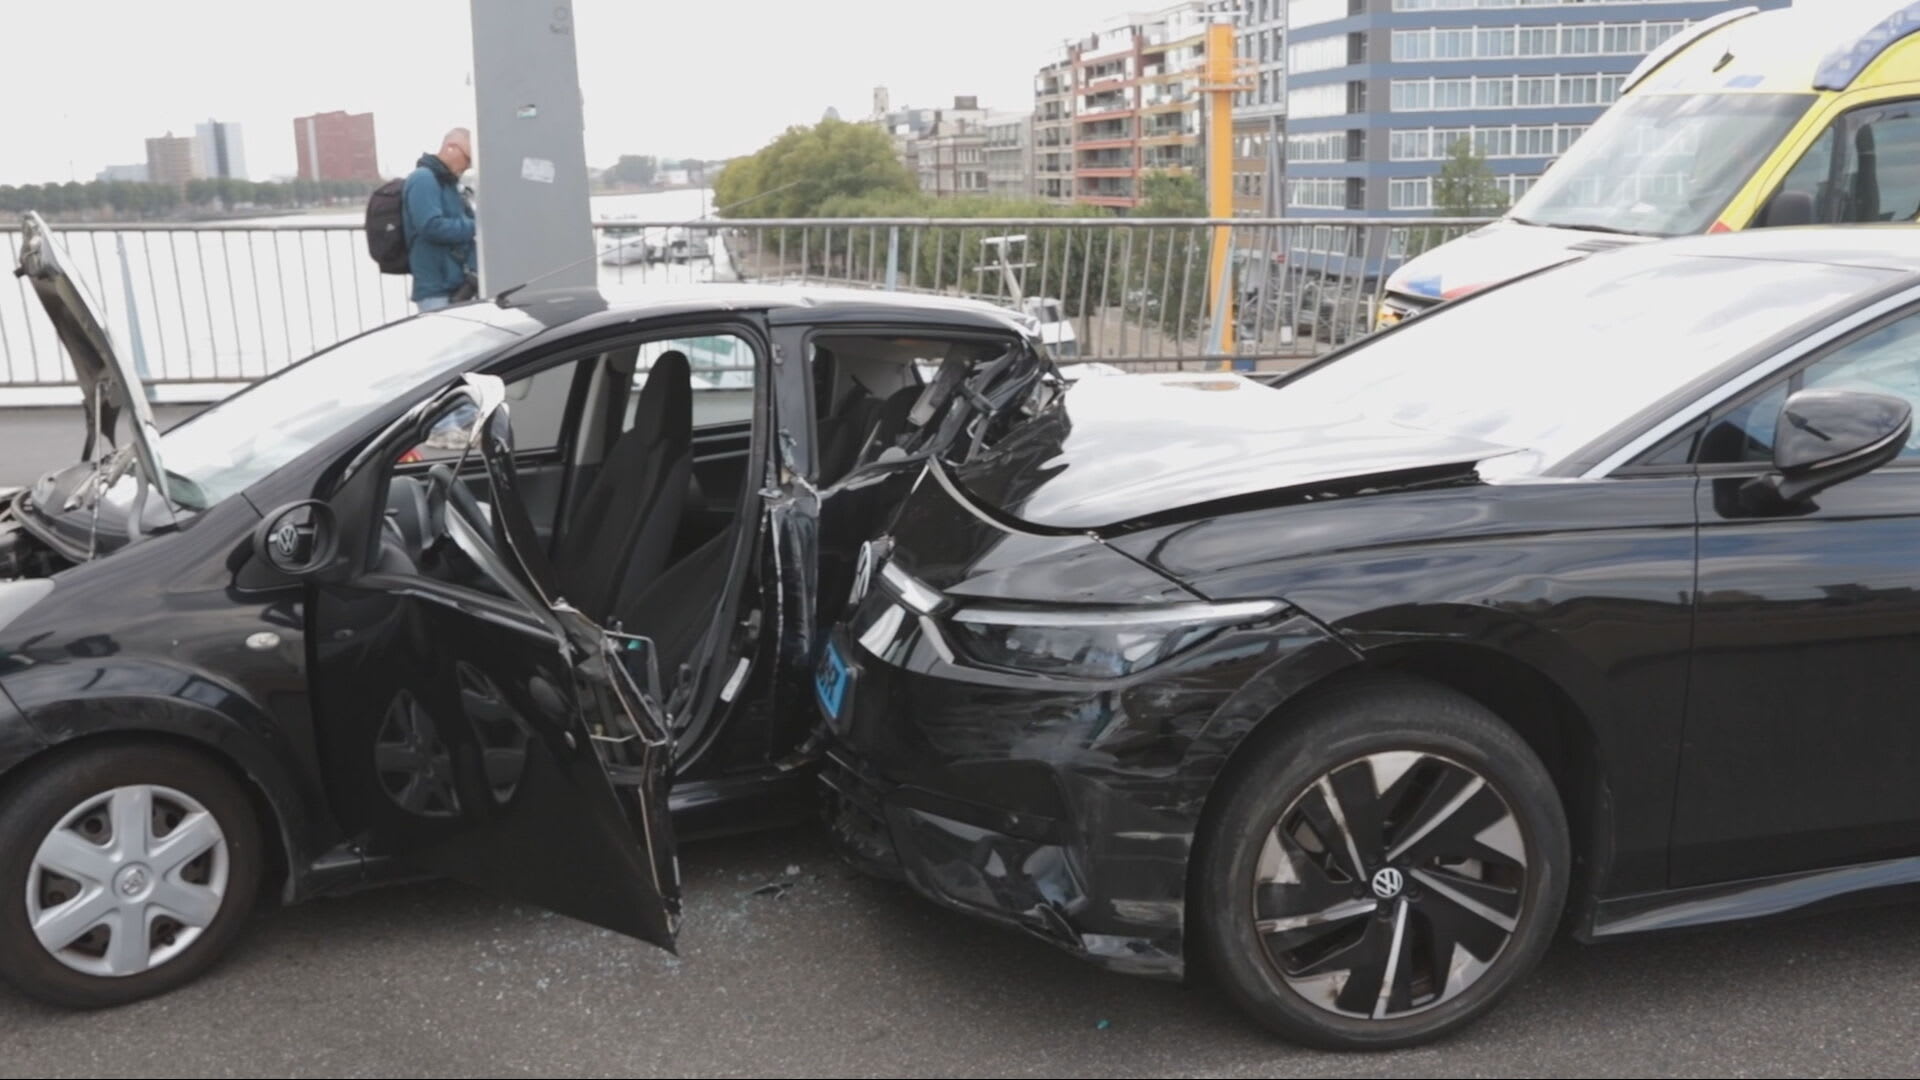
281,375,680,947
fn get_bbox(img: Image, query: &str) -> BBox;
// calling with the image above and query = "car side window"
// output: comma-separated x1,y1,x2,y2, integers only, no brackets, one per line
404,359,578,462
1698,383,1789,465
502,361,579,451
622,334,757,433
1765,100,1920,226
1698,313,1920,465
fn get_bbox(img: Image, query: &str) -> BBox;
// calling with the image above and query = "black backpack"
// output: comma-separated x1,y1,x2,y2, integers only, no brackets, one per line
365,178,409,274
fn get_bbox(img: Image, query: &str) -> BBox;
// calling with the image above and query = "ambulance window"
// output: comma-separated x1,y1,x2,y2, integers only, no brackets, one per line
1769,101,1920,226
1843,105,1920,224
1769,127,1836,224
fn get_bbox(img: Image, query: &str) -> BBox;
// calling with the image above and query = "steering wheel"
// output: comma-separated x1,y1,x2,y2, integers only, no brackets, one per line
382,476,433,553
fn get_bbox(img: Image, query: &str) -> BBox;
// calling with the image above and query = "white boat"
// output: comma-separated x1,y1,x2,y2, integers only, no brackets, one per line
599,222,653,266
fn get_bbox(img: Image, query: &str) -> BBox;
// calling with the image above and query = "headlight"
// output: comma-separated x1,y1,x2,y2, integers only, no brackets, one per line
947,599,1283,680
1376,298,1423,330
880,560,942,614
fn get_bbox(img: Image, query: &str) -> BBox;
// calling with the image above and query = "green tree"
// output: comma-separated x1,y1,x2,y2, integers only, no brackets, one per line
1124,171,1212,336
1136,170,1206,218
607,154,658,188
1433,137,1508,217
712,118,915,218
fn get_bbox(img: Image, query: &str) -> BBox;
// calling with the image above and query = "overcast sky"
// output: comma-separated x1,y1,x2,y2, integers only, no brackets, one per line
3,0,1147,185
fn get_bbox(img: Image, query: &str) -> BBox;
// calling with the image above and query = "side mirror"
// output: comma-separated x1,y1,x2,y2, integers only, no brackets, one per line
252,500,338,577
1759,189,1815,229
1754,388,1912,504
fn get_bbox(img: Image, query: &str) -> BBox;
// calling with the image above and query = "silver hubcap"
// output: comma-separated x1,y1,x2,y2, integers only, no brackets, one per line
26,785,229,977
1252,751,1530,1020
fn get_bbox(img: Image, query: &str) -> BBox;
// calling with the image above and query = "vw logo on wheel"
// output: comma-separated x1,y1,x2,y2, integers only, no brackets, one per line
1370,866,1405,900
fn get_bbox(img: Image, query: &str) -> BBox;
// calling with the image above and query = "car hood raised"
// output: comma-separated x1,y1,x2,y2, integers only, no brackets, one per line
950,372,1519,532
14,212,169,506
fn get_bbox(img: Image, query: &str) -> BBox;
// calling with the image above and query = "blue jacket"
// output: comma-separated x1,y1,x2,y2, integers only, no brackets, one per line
401,152,476,301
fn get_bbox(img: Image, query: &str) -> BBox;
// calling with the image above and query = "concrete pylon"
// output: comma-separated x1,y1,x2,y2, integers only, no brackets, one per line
469,0,596,294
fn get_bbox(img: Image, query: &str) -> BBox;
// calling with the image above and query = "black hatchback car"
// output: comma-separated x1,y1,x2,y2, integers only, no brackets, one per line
0,213,1056,1008
816,227,1920,1048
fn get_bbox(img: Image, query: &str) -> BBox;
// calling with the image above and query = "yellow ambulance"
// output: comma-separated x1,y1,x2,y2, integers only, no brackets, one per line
1378,1,1920,326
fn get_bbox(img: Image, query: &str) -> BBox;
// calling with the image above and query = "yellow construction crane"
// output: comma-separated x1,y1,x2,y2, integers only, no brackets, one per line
1201,20,1253,361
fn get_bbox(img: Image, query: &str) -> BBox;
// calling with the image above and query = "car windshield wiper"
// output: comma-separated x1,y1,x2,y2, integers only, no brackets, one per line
1523,219,1665,238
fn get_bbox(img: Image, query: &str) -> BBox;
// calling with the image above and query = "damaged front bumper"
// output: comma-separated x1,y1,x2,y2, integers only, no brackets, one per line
810,594,1331,981
818,731,1189,979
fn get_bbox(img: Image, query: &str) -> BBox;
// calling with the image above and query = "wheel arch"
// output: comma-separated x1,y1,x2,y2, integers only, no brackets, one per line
2,685,335,907
1182,640,1617,950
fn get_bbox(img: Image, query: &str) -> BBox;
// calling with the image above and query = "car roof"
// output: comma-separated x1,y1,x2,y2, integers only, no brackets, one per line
1623,226,1920,277
469,282,1042,340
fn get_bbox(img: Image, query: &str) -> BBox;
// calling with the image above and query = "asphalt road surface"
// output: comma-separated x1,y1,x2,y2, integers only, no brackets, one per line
6,410,1920,1077
4,825,1920,1078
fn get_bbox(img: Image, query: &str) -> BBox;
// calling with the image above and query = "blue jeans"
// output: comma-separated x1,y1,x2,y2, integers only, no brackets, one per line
416,294,453,312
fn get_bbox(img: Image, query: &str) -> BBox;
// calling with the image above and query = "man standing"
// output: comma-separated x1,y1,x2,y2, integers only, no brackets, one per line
402,128,476,311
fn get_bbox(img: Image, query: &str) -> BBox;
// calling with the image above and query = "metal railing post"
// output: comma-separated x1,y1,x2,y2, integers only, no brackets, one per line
115,236,154,393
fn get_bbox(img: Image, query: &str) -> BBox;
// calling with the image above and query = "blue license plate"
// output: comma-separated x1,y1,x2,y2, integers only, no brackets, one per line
815,640,851,720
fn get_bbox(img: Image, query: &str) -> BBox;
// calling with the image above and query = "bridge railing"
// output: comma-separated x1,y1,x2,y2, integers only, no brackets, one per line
0,216,1494,397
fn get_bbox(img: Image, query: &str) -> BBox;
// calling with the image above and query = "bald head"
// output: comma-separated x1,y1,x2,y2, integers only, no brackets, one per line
437,128,473,176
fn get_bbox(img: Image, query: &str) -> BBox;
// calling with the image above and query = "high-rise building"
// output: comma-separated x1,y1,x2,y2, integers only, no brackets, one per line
1033,52,1075,203
95,163,149,183
194,119,248,181
1040,2,1212,211
1280,0,1790,219
292,110,380,182
144,132,199,188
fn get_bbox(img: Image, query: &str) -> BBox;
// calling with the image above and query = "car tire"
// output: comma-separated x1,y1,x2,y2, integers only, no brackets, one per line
0,742,264,1008
1195,676,1569,1050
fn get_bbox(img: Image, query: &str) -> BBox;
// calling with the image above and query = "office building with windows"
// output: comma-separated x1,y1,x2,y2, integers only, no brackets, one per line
144,132,199,188
1282,0,1790,219
292,110,380,183
194,119,248,181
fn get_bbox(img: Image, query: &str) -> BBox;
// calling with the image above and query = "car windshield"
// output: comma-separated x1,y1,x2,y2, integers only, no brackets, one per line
1511,93,1815,236
1273,247,1897,465
158,314,520,509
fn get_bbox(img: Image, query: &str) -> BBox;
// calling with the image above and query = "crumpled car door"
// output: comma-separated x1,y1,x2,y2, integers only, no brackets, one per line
307,377,680,947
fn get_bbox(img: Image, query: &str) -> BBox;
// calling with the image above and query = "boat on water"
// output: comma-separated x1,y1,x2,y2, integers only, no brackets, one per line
598,222,711,266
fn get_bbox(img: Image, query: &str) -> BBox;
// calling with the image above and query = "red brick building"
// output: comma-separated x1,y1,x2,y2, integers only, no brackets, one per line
292,111,379,182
